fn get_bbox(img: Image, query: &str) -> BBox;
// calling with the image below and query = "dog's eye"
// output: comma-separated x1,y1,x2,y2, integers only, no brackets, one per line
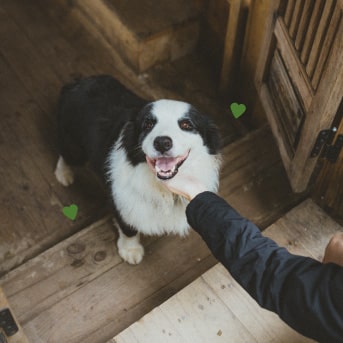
143,119,155,131
179,119,194,131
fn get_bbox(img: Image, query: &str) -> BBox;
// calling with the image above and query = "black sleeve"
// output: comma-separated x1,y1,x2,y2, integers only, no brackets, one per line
186,192,343,343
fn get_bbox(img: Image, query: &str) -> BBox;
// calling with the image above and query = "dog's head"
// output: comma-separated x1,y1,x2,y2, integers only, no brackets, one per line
122,99,221,180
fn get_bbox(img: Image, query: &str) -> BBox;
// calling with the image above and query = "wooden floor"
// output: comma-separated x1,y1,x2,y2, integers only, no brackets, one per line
0,0,312,342
0,126,306,343
113,199,342,343
0,0,241,277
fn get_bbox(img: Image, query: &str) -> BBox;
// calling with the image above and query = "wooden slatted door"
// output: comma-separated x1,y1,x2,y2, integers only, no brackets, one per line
255,0,343,192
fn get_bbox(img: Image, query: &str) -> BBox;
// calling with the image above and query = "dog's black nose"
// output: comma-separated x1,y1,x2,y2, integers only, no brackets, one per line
153,136,173,153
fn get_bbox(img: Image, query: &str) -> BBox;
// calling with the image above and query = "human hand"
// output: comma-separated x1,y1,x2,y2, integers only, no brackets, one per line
323,232,343,267
163,174,208,201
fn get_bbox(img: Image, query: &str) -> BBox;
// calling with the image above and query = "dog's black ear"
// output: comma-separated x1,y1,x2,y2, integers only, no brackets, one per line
204,119,222,154
189,107,222,154
120,115,146,165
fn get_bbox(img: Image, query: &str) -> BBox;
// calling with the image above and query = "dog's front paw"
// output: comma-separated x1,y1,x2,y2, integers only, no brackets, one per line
117,232,144,265
118,245,144,265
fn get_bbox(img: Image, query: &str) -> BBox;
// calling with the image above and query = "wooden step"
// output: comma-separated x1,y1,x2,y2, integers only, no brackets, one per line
69,0,202,72
0,126,306,342
113,198,342,343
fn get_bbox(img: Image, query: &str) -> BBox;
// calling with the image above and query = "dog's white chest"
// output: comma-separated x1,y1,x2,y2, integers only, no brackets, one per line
107,146,190,236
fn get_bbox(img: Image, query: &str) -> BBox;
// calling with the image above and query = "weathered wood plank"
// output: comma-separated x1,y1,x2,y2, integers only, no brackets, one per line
219,126,306,227
112,307,184,343
1,0,95,79
0,124,306,342
288,0,304,40
294,0,314,51
0,217,118,323
300,0,325,65
158,278,256,342
267,49,304,156
87,255,216,342
0,53,107,275
0,0,172,277
254,0,281,90
311,2,342,90
201,265,310,343
6,232,214,343
161,278,257,342
265,198,342,260
274,18,313,111
0,5,61,114
284,0,295,28
114,199,341,343
305,0,335,78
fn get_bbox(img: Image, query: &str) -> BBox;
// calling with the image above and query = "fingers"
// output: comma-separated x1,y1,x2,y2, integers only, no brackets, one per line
163,174,207,200
323,232,343,266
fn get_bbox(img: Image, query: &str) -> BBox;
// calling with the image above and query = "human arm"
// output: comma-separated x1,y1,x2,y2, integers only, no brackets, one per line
165,174,343,267
185,192,343,342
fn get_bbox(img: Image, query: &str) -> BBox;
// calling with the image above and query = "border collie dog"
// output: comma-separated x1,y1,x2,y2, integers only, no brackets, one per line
55,75,221,264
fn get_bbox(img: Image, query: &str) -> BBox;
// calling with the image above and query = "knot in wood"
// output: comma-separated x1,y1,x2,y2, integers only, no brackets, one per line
67,242,86,254
94,250,107,262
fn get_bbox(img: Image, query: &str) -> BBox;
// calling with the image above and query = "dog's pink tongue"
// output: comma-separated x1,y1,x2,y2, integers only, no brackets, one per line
155,157,177,171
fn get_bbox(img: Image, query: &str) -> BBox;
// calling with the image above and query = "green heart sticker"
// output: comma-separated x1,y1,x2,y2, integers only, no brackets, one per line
63,204,78,221
230,102,246,119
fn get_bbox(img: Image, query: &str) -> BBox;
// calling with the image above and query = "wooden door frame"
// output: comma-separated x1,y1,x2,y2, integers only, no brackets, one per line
254,0,343,192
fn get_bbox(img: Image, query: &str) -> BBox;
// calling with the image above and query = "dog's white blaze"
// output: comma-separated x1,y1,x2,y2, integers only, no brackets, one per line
151,99,190,119
143,100,199,159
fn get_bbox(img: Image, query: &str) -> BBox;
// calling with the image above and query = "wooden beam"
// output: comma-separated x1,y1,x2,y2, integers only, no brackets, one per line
219,0,249,93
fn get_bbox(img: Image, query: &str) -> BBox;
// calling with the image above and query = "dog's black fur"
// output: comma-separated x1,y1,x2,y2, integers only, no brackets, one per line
57,75,147,175
57,75,220,173
56,75,221,264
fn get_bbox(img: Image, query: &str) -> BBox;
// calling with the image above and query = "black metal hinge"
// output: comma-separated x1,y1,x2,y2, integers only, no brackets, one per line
310,128,343,163
0,308,18,338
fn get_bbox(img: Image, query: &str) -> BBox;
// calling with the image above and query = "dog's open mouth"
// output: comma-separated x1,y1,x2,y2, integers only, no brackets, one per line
146,150,190,180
